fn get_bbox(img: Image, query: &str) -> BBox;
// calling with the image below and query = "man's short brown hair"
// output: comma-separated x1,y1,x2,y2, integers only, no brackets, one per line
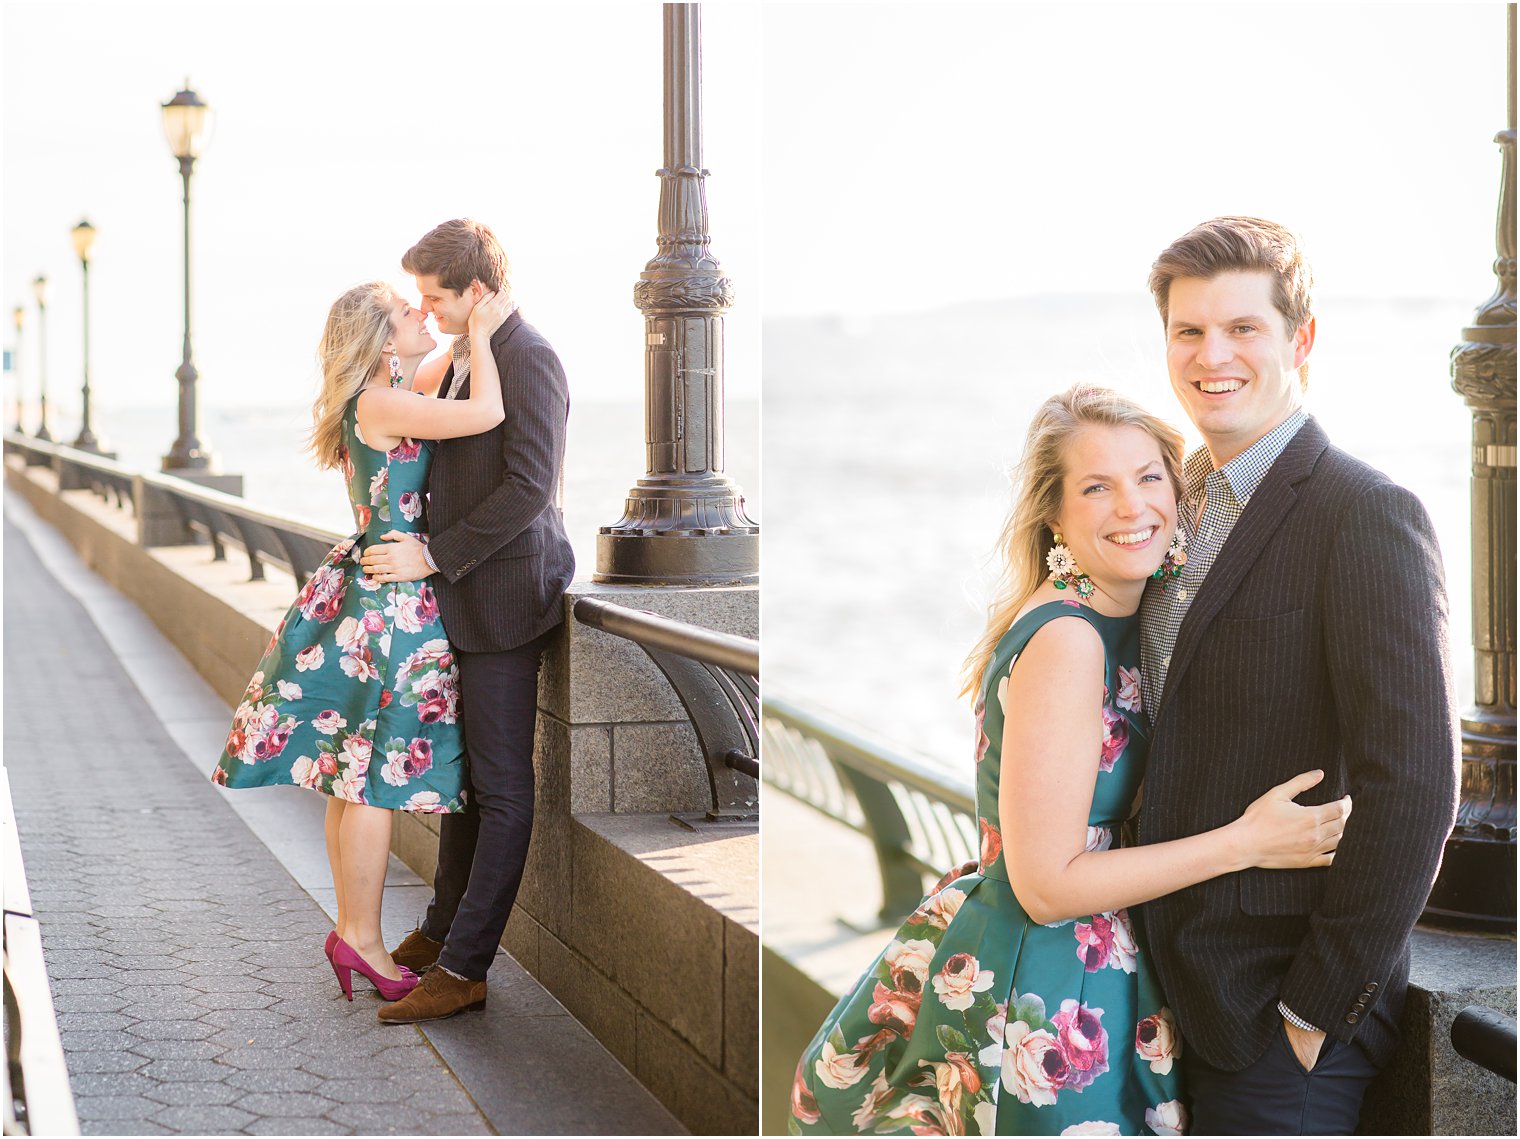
1149,215,1313,389
1148,216,1313,332
402,218,509,295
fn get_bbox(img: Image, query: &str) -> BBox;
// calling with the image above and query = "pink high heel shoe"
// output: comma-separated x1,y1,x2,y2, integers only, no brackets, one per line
329,935,419,1001
324,930,338,961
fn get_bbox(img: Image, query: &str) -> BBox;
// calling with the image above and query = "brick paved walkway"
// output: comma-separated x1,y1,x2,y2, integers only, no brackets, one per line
3,513,489,1136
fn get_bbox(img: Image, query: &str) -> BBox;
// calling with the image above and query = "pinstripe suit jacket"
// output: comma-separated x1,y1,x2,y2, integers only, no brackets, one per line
426,311,575,653
1137,416,1459,1071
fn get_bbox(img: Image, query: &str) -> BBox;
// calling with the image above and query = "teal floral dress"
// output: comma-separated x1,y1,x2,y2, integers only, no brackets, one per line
791,601,1187,1136
211,398,467,813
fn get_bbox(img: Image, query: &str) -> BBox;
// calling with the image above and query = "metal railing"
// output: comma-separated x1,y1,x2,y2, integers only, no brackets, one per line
5,433,344,587
762,695,976,925
2,768,79,1136
573,597,758,824
1451,1004,1518,1083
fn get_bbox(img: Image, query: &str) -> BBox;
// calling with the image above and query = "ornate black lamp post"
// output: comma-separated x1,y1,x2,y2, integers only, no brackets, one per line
71,219,103,453
160,82,212,472
1425,5,1517,931
32,275,50,441
595,2,759,585
12,304,23,434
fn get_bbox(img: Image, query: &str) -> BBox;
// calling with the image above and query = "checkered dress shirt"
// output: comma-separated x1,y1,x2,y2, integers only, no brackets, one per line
443,298,518,401
1138,409,1309,719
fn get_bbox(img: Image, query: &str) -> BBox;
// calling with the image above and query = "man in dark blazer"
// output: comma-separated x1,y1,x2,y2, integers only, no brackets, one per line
360,218,575,1023
1134,216,1459,1134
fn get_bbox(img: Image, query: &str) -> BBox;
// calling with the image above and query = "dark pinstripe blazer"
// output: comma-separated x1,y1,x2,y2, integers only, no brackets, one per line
1137,416,1459,1071
426,311,575,653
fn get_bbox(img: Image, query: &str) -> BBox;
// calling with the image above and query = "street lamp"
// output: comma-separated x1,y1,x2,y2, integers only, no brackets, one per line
32,274,50,441
160,81,212,471
71,219,102,452
11,304,23,434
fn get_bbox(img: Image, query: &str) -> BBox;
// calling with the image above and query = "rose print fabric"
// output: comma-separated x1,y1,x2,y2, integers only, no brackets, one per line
211,401,466,813
791,602,1187,1135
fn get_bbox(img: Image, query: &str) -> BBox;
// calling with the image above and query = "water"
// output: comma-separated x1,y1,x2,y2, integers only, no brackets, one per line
764,294,1479,773
47,398,759,585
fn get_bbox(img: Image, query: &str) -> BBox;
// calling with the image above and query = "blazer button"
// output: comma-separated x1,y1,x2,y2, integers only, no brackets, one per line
1345,1012,1359,1025
1354,998,1367,1010
1365,982,1379,993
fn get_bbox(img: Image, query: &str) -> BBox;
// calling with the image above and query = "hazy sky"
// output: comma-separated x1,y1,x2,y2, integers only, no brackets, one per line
3,2,762,417
763,2,1509,316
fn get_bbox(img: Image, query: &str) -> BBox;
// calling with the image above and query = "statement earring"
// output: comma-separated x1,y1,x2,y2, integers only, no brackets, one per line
1152,531,1187,583
1047,533,1095,600
388,353,402,386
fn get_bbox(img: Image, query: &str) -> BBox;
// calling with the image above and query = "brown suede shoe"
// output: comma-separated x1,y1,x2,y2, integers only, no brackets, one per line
390,926,444,974
376,965,487,1024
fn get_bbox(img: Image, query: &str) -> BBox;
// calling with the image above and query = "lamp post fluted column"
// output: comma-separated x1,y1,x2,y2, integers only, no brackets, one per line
595,2,759,585
33,275,50,442
1425,4,1517,931
72,219,101,452
164,153,207,469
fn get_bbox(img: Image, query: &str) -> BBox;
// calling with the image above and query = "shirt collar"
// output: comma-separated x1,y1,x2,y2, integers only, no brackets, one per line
1183,409,1309,509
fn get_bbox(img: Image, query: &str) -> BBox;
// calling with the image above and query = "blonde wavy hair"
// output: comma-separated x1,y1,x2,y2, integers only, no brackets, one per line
308,282,398,469
959,385,1185,700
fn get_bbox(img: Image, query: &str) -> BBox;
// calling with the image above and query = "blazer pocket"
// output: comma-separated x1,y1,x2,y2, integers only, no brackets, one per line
487,528,544,562
1237,867,1325,916
1211,609,1306,644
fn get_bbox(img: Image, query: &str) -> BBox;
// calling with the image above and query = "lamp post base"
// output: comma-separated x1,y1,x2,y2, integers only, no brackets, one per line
595,530,759,586
72,429,110,456
161,448,212,472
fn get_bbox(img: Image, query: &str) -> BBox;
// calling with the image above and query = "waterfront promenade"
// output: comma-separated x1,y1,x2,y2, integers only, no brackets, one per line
3,488,684,1135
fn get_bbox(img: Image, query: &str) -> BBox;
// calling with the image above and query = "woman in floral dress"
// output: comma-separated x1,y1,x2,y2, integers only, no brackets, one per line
791,387,1351,1135
212,282,513,998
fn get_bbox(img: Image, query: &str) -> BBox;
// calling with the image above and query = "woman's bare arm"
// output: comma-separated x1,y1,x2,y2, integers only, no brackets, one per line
998,616,1347,925
355,294,510,443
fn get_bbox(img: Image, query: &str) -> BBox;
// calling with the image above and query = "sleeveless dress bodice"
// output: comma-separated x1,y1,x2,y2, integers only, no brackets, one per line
791,601,1189,1136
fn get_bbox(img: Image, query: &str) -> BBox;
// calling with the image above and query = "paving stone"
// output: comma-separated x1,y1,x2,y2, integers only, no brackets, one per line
185,971,270,992
55,1012,136,1033
135,1058,238,1083
208,1025,308,1051
124,1019,222,1041
67,1071,159,1099
149,1104,259,1131
61,1050,150,1075
191,988,279,1010
127,1038,227,1062
63,1029,140,1053
120,1000,213,1022
225,1066,322,1094
235,1091,342,1117
245,1118,350,1135
52,992,132,1014
200,1006,294,1029
143,1081,245,1108
71,1094,163,1121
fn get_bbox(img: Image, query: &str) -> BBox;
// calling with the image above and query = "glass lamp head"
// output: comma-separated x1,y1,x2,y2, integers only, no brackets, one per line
161,82,212,161
71,219,97,263
31,275,47,306
12,305,22,332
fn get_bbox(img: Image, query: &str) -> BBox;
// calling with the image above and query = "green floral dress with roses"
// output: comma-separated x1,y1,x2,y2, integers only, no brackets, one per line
791,602,1187,1136
211,398,466,814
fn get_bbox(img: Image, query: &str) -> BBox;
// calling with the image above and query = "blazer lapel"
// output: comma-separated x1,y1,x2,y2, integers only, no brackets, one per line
1159,417,1330,709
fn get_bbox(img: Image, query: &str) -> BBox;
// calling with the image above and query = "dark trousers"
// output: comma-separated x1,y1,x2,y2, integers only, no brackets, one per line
1183,1020,1381,1135
422,629,552,981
